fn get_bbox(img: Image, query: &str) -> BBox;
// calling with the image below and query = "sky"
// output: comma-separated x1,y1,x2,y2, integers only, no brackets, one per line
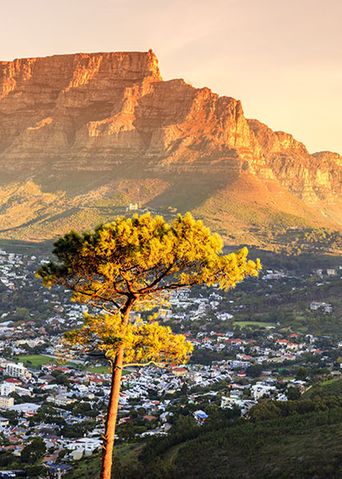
1,0,341,154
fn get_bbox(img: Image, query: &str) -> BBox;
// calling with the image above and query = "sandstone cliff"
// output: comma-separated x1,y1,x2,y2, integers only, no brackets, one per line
0,50,340,247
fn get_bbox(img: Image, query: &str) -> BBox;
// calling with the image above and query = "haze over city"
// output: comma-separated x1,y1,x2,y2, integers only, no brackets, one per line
1,0,341,154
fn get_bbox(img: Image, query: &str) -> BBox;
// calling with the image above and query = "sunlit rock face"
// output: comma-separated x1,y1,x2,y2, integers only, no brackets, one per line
0,50,341,241
0,51,162,171
247,120,341,203
0,50,256,175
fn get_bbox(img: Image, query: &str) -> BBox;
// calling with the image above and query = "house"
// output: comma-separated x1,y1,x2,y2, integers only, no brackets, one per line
172,367,188,377
0,382,15,396
5,362,31,380
47,394,76,406
193,410,208,424
310,302,333,313
0,396,14,409
220,396,256,416
263,270,285,280
127,203,139,211
0,416,9,427
65,437,102,454
217,312,233,321
251,382,276,400
10,403,40,416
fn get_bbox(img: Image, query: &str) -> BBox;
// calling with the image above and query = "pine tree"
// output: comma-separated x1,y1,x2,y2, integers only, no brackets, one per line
37,212,261,478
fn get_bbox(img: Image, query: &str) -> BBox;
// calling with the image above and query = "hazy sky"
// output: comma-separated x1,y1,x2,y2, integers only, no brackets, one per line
1,0,341,153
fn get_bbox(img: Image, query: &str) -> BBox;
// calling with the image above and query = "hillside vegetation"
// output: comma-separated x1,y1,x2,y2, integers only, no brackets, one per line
66,379,342,479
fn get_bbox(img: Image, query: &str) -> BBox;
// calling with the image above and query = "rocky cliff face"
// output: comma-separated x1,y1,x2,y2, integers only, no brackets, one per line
0,50,254,176
0,50,340,244
0,51,161,171
248,120,341,203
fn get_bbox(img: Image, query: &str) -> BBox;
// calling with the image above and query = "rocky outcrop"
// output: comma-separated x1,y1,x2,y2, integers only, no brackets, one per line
248,120,341,202
0,51,161,170
0,51,258,176
0,50,340,242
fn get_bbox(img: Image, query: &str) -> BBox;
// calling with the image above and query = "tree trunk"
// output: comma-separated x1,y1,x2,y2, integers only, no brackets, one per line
100,300,133,479
100,346,124,479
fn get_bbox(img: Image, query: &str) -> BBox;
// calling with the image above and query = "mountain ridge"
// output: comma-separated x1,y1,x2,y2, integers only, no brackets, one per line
0,50,341,249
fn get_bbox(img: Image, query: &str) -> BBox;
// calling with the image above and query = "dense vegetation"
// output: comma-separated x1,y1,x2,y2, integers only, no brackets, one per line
65,379,342,479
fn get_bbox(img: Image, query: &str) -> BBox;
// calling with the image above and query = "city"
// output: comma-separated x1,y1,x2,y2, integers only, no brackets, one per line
0,246,341,477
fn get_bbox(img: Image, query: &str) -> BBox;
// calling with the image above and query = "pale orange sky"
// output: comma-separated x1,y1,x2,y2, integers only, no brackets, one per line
1,0,341,153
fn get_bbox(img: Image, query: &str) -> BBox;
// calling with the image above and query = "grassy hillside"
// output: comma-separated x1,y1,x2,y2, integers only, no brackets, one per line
0,174,341,254
303,378,342,400
67,410,342,479
166,414,342,479
67,380,342,479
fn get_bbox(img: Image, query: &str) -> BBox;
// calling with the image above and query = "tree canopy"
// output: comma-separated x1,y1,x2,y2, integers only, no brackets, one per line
38,213,261,363
37,212,261,365
38,212,261,308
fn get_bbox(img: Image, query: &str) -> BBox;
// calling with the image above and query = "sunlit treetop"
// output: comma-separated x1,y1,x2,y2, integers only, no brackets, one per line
65,313,193,365
37,212,261,311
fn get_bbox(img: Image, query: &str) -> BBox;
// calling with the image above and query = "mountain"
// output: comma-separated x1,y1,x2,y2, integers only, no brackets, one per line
0,50,341,249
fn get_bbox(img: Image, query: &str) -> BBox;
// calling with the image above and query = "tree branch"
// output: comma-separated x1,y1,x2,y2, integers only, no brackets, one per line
75,288,122,310
123,360,167,369
149,281,198,293
138,264,174,293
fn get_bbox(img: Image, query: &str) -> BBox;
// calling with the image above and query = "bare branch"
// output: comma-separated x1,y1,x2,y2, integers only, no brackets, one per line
123,360,167,369
138,264,174,293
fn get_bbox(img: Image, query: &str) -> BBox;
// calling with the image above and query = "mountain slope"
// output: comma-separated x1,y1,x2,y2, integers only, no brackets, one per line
0,50,341,247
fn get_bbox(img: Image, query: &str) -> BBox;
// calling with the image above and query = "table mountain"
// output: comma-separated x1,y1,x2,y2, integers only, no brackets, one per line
0,50,341,250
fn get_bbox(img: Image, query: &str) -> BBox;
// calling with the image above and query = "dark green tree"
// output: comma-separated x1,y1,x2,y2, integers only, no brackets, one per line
21,437,46,464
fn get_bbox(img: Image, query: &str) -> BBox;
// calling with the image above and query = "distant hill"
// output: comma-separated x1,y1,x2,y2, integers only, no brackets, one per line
0,50,341,250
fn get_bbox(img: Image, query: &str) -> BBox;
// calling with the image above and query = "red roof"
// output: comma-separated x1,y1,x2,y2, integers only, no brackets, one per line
4,378,22,384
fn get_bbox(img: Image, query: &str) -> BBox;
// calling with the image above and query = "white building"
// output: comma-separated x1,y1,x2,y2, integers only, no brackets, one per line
251,382,277,401
65,437,102,454
5,362,31,380
10,403,40,415
0,382,15,396
0,396,14,409
310,302,333,313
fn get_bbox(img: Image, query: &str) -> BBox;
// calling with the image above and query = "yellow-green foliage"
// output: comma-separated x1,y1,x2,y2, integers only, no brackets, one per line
37,212,261,366
66,313,193,365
